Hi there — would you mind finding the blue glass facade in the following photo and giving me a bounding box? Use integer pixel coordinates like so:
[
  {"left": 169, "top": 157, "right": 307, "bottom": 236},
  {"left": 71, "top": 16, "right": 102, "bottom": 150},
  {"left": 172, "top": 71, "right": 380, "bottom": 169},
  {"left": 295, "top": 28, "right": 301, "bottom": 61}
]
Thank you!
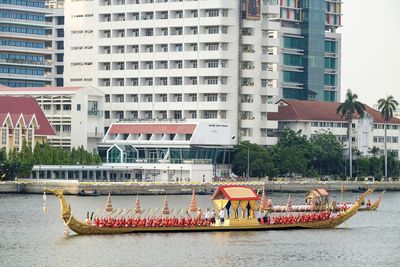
[
  {"left": 281, "top": 0, "right": 340, "bottom": 102},
  {"left": 0, "top": 0, "right": 51, "bottom": 87},
  {"left": 300, "top": 0, "right": 326, "bottom": 101}
]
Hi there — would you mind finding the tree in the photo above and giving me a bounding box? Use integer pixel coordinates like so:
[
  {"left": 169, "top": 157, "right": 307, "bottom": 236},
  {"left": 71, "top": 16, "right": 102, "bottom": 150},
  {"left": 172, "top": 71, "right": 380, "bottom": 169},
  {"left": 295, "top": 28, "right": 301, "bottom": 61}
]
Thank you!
[
  {"left": 272, "top": 129, "right": 313, "bottom": 176},
  {"left": 310, "top": 131, "right": 344, "bottom": 175},
  {"left": 0, "top": 148, "right": 19, "bottom": 181},
  {"left": 232, "top": 141, "right": 277, "bottom": 178},
  {"left": 336, "top": 89, "right": 365, "bottom": 179},
  {"left": 377, "top": 95, "right": 399, "bottom": 178},
  {"left": 369, "top": 146, "right": 380, "bottom": 157}
]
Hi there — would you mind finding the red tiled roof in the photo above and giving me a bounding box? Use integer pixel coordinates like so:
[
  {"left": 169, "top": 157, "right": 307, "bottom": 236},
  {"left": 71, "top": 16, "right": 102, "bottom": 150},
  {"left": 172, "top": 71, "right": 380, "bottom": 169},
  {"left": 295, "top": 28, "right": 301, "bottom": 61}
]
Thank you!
[
  {"left": 0, "top": 113, "right": 9, "bottom": 125},
  {"left": 0, "top": 86, "right": 84, "bottom": 92},
  {"left": 0, "top": 96, "right": 55, "bottom": 136},
  {"left": 108, "top": 123, "right": 197, "bottom": 135},
  {"left": 211, "top": 186, "right": 260, "bottom": 201},
  {"left": 268, "top": 99, "right": 400, "bottom": 124}
]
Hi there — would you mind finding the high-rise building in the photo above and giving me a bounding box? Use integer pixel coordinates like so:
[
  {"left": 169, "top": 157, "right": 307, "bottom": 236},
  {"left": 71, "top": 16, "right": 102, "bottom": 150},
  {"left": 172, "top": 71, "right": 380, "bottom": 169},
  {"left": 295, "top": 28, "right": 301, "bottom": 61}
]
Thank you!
[
  {"left": 63, "top": 0, "right": 341, "bottom": 145},
  {"left": 280, "top": 0, "right": 341, "bottom": 101},
  {"left": 0, "top": 0, "right": 53, "bottom": 87},
  {"left": 45, "top": 4, "right": 64, "bottom": 86}
]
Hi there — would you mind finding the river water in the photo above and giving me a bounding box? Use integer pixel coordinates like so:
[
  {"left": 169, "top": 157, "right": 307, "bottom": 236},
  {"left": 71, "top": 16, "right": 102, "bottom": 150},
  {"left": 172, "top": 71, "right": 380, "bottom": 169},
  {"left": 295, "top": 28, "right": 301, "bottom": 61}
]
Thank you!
[{"left": 1, "top": 191, "right": 399, "bottom": 267}]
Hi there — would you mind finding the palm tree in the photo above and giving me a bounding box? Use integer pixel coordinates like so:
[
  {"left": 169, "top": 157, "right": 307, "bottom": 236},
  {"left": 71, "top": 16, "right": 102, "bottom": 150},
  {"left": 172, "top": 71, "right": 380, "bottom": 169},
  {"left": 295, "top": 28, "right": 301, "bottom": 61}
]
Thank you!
[
  {"left": 336, "top": 89, "right": 365, "bottom": 180},
  {"left": 369, "top": 146, "right": 380, "bottom": 157},
  {"left": 377, "top": 95, "right": 399, "bottom": 178}
]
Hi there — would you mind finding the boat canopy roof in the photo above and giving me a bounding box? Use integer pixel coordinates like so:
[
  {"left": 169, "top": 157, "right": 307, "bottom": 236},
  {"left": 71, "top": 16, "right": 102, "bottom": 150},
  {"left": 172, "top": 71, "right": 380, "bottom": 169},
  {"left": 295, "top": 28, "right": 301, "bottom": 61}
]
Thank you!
[
  {"left": 211, "top": 186, "right": 260, "bottom": 201},
  {"left": 306, "top": 189, "right": 330, "bottom": 199}
]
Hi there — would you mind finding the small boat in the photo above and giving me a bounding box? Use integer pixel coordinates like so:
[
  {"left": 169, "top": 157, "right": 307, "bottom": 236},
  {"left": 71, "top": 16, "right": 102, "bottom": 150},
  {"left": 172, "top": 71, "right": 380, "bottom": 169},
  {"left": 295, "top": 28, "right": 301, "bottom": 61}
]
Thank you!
[
  {"left": 352, "top": 187, "right": 368, "bottom": 193},
  {"left": 77, "top": 189, "right": 100, "bottom": 197},
  {"left": 268, "top": 190, "right": 385, "bottom": 213},
  {"left": 45, "top": 186, "right": 371, "bottom": 235},
  {"left": 359, "top": 191, "right": 385, "bottom": 211}
]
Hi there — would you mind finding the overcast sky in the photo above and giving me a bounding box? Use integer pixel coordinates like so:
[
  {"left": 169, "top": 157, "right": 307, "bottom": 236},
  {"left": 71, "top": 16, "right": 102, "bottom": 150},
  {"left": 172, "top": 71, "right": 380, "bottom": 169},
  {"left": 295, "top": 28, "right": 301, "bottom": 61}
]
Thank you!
[{"left": 339, "top": 0, "right": 400, "bottom": 106}]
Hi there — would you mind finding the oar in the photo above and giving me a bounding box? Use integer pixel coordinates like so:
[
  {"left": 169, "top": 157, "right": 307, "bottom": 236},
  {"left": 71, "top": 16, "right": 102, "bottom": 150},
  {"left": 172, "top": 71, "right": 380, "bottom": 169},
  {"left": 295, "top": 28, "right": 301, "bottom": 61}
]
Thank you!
[
  {"left": 138, "top": 209, "right": 146, "bottom": 219},
  {"left": 173, "top": 208, "right": 182, "bottom": 218},
  {"left": 124, "top": 209, "right": 132, "bottom": 218},
  {"left": 93, "top": 208, "right": 100, "bottom": 219},
  {"left": 153, "top": 207, "right": 160, "bottom": 218},
  {"left": 144, "top": 208, "right": 152, "bottom": 218},
  {"left": 168, "top": 208, "right": 175, "bottom": 217},
  {"left": 105, "top": 209, "right": 117, "bottom": 218}
]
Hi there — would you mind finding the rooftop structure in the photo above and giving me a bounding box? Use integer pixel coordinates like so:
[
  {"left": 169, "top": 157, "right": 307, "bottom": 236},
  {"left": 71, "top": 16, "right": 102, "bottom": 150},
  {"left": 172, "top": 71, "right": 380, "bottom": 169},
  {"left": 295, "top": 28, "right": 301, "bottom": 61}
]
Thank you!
[
  {"left": 0, "top": 95, "right": 55, "bottom": 153},
  {"left": 0, "top": 85, "right": 104, "bottom": 152},
  {"left": 98, "top": 121, "right": 234, "bottom": 182},
  {"left": 269, "top": 99, "right": 400, "bottom": 158}
]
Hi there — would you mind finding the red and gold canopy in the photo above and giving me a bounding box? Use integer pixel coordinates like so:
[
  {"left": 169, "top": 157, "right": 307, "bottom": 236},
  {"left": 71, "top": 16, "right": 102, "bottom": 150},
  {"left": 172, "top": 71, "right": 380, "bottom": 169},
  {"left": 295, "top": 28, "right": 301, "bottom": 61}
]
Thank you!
[{"left": 211, "top": 186, "right": 260, "bottom": 201}]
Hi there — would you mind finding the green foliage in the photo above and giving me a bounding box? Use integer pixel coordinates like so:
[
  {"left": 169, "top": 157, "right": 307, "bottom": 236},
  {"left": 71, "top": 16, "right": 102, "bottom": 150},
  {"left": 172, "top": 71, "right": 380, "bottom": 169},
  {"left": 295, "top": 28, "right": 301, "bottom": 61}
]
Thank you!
[
  {"left": 378, "top": 95, "right": 399, "bottom": 122},
  {"left": 272, "top": 129, "right": 313, "bottom": 176},
  {"left": 231, "top": 128, "right": 400, "bottom": 179},
  {"left": 232, "top": 141, "right": 277, "bottom": 178},
  {"left": 336, "top": 89, "right": 366, "bottom": 120},
  {"left": 309, "top": 131, "right": 343, "bottom": 175},
  {"left": 32, "top": 142, "right": 100, "bottom": 165},
  {"left": 0, "top": 142, "right": 102, "bottom": 180}
]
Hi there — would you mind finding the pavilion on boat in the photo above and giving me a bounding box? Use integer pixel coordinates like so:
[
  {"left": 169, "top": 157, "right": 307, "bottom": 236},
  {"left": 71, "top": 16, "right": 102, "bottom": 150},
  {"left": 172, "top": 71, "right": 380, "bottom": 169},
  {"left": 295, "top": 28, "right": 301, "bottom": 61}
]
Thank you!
[
  {"left": 211, "top": 186, "right": 260, "bottom": 225},
  {"left": 306, "top": 189, "right": 330, "bottom": 205}
]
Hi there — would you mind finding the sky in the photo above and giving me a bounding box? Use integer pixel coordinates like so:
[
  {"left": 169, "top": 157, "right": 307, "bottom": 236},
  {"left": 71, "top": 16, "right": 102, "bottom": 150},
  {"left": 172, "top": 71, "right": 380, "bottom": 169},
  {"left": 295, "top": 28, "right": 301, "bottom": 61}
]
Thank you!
[{"left": 339, "top": 0, "right": 400, "bottom": 106}]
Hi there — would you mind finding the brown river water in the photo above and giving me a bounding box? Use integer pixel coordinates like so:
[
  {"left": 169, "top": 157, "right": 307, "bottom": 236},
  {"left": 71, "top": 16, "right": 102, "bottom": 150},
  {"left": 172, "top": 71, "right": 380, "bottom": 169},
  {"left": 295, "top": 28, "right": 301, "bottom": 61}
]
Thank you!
[{"left": 0, "top": 191, "right": 399, "bottom": 267}]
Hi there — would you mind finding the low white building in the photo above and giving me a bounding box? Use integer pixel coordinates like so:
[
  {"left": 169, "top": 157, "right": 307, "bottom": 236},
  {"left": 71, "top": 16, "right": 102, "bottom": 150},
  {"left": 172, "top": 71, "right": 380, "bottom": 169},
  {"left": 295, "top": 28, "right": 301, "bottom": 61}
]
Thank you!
[
  {"left": 0, "top": 86, "right": 104, "bottom": 152},
  {"left": 98, "top": 120, "right": 234, "bottom": 182},
  {"left": 269, "top": 99, "right": 400, "bottom": 158}
]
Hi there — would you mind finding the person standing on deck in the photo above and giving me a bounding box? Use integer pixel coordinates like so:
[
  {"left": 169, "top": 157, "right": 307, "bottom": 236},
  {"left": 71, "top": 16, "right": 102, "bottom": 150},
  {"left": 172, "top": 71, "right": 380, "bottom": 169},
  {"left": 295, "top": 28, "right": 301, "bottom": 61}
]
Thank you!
[
  {"left": 210, "top": 209, "right": 216, "bottom": 226},
  {"left": 205, "top": 208, "right": 211, "bottom": 222},
  {"left": 219, "top": 209, "right": 225, "bottom": 225}
]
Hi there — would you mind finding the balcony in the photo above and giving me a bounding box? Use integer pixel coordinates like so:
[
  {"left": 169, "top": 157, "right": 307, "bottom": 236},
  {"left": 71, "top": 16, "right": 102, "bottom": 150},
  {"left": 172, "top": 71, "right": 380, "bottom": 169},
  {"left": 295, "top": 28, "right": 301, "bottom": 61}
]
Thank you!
[{"left": 88, "top": 110, "right": 104, "bottom": 116}]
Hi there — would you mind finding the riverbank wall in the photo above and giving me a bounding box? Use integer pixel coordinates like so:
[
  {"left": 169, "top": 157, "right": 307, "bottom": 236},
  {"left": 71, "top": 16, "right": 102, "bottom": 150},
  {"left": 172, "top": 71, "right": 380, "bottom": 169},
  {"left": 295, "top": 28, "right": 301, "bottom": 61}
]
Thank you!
[{"left": 2, "top": 179, "right": 400, "bottom": 195}]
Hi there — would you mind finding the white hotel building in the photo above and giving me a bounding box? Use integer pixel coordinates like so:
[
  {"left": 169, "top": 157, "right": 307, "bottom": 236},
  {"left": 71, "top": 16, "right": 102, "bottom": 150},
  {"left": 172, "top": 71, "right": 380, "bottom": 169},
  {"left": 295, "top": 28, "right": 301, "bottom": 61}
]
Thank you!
[
  {"left": 63, "top": 0, "right": 281, "bottom": 146},
  {"left": 63, "top": 0, "right": 341, "bottom": 146}
]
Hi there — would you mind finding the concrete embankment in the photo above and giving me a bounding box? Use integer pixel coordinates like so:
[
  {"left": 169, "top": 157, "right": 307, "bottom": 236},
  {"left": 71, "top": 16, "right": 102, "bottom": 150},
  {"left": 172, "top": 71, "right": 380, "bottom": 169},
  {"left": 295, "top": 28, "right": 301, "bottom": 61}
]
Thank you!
[{"left": 1, "top": 179, "right": 400, "bottom": 195}]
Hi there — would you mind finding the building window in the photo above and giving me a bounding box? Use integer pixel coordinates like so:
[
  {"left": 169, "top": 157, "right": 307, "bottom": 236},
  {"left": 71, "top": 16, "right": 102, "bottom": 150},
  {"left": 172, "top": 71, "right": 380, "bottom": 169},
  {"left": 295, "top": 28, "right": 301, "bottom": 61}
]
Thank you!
[
  {"left": 1, "top": 128, "right": 6, "bottom": 145},
  {"left": 77, "top": 104, "right": 81, "bottom": 111},
  {"left": 220, "top": 110, "right": 227, "bottom": 119},
  {"left": 205, "top": 77, "right": 218, "bottom": 85},
  {"left": 173, "top": 111, "right": 182, "bottom": 119},
  {"left": 207, "top": 60, "right": 219, "bottom": 68},
  {"left": 220, "top": 94, "right": 227, "bottom": 102},
  {"left": 189, "top": 111, "right": 197, "bottom": 119},
  {"left": 26, "top": 129, "right": 32, "bottom": 143},
  {"left": 206, "top": 94, "right": 218, "bottom": 102},
  {"left": 63, "top": 104, "right": 71, "bottom": 110},
  {"left": 63, "top": 125, "right": 71, "bottom": 132},
  {"left": 207, "top": 26, "right": 219, "bottom": 34},
  {"left": 14, "top": 128, "right": 20, "bottom": 147},
  {"left": 189, "top": 94, "right": 197, "bottom": 102},
  {"left": 207, "top": 9, "right": 219, "bottom": 17},
  {"left": 203, "top": 111, "right": 218, "bottom": 119},
  {"left": 206, "top": 43, "right": 219, "bottom": 51}
]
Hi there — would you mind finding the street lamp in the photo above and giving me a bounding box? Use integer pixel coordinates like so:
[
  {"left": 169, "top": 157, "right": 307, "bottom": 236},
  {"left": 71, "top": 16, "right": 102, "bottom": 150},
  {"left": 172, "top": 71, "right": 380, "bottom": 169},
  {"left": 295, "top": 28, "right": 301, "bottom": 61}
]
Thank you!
[
  {"left": 153, "top": 166, "right": 156, "bottom": 182},
  {"left": 180, "top": 166, "right": 183, "bottom": 181}
]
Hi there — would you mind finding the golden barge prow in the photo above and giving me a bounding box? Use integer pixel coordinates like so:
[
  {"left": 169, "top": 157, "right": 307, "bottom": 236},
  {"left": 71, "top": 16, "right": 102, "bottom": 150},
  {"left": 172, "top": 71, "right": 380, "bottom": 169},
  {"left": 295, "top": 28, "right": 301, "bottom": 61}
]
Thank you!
[{"left": 45, "top": 186, "right": 371, "bottom": 235}]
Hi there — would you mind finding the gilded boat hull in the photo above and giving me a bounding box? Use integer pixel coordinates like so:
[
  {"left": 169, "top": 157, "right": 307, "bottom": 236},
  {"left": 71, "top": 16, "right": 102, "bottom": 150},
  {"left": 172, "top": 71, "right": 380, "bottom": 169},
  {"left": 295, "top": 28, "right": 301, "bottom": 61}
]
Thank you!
[
  {"left": 359, "top": 190, "right": 385, "bottom": 211},
  {"left": 46, "top": 189, "right": 371, "bottom": 235}
]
